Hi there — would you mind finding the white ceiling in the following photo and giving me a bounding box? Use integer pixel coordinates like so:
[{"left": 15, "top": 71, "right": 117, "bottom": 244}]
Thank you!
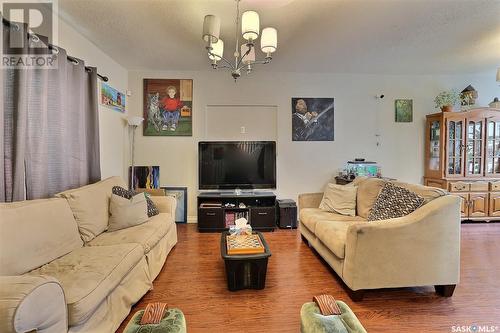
[{"left": 58, "top": 0, "right": 500, "bottom": 74}]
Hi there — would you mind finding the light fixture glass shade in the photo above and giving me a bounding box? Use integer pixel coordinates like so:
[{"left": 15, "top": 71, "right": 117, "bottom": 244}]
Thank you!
[
  {"left": 128, "top": 116, "right": 144, "bottom": 126},
  {"left": 261, "top": 27, "right": 277, "bottom": 53},
  {"left": 240, "top": 44, "right": 255, "bottom": 64},
  {"left": 208, "top": 39, "right": 224, "bottom": 60},
  {"left": 241, "top": 11, "right": 260, "bottom": 41},
  {"left": 202, "top": 15, "right": 220, "bottom": 43},
  {"left": 497, "top": 68, "right": 500, "bottom": 82}
]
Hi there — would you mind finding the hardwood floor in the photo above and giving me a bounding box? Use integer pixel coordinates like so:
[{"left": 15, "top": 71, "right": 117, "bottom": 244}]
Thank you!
[{"left": 117, "top": 223, "right": 500, "bottom": 333}]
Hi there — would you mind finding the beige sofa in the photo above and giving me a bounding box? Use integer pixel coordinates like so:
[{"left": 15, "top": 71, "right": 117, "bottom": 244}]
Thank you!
[
  {"left": 299, "top": 177, "right": 461, "bottom": 301},
  {"left": 0, "top": 176, "right": 177, "bottom": 333}
]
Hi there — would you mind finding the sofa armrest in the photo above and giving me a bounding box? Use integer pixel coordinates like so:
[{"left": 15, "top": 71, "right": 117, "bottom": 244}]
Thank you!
[
  {"left": 150, "top": 196, "right": 177, "bottom": 219},
  {"left": 343, "top": 195, "right": 461, "bottom": 291},
  {"left": 0, "top": 275, "right": 67, "bottom": 333},
  {"left": 298, "top": 193, "right": 323, "bottom": 211}
]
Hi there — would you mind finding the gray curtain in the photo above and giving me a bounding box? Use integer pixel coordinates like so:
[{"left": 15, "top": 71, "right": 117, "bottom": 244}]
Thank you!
[{"left": 1, "top": 23, "right": 101, "bottom": 202}]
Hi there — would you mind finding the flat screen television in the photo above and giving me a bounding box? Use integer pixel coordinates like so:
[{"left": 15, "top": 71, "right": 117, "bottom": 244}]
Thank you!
[{"left": 199, "top": 141, "right": 276, "bottom": 190}]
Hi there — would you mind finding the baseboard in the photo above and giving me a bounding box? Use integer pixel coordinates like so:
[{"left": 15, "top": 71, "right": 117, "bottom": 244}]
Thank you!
[{"left": 187, "top": 216, "right": 197, "bottom": 224}]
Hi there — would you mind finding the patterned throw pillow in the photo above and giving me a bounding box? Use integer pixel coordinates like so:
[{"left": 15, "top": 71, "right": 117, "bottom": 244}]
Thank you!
[
  {"left": 112, "top": 186, "right": 159, "bottom": 218},
  {"left": 367, "top": 183, "right": 425, "bottom": 222}
]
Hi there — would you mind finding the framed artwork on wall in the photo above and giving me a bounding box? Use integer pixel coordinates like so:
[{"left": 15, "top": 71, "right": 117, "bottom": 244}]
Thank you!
[
  {"left": 291, "top": 97, "right": 335, "bottom": 141},
  {"left": 162, "top": 187, "right": 188, "bottom": 223},
  {"left": 395, "top": 99, "right": 413, "bottom": 123},
  {"left": 100, "top": 82, "right": 126, "bottom": 113},
  {"left": 143, "top": 79, "right": 193, "bottom": 136},
  {"left": 128, "top": 166, "right": 160, "bottom": 190}
]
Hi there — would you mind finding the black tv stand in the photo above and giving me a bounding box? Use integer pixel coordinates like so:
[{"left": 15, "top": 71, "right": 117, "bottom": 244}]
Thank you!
[{"left": 197, "top": 192, "right": 276, "bottom": 232}]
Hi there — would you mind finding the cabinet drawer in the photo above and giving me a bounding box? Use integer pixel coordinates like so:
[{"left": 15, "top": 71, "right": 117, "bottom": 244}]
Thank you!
[
  {"left": 198, "top": 208, "right": 223, "bottom": 229},
  {"left": 425, "top": 179, "right": 446, "bottom": 189},
  {"left": 449, "top": 181, "right": 470, "bottom": 192},
  {"left": 469, "top": 181, "right": 489, "bottom": 192},
  {"left": 250, "top": 207, "right": 276, "bottom": 229},
  {"left": 490, "top": 181, "right": 500, "bottom": 191}
]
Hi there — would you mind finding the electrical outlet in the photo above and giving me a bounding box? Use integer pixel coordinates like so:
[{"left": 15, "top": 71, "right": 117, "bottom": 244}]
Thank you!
[{"left": 240, "top": 126, "right": 246, "bottom": 134}]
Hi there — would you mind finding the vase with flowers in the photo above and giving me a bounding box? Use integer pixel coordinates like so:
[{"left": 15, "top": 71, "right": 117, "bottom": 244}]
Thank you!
[{"left": 434, "top": 90, "right": 460, "bottom": 112}]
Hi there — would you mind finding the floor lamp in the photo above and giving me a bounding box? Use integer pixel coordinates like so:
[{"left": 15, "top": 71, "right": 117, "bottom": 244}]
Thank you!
[{"left": 128, "top": 116, "right": 144, "bottom": 190}]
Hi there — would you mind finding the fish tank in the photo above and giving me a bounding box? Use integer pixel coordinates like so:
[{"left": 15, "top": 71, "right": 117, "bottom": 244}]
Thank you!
[{"left": 345, "top": 159, "right": 380, "bottom": 177}]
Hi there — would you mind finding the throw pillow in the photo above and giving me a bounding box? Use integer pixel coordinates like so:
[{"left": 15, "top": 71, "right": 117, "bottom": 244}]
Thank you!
[
  {"left": 319, "top": 183, "right": 357, "bottom": 216},
  {"left": 355, "top": 177, "right": 387, "bottom": 218},
  {"left": 367, "top": 183, "right": 425, "bottom": 221},
  {"left": 108, "top": 193, "right": 149, "bottom": 231},
  {"left": 112, "top": 186, "right": 159, "bottom": 217}
]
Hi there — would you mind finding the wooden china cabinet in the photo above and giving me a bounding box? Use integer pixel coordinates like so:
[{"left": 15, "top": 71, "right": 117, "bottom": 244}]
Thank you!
[{"left": 424, "top": 107, "right": 500, "bottom": 222}]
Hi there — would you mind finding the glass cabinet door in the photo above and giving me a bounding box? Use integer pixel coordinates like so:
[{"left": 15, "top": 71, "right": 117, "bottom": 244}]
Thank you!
[
  {"left": 446, "top": 119, "right": 464, "bottom": 176},
  {"left": 465, "top": 119, "right": 484, "bottom": 176},
  {"left": 428, "top": 120, "right": 440, "bottom": 171},
  {"left": 486, "top": 120, "right": 500, "bottom": 175}
]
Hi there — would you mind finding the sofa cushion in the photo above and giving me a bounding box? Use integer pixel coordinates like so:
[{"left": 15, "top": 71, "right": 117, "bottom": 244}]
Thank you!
[
  {"left": 356, "top": 178, "right": 387, "bottom": 218},
  {"left": 368, "top": 183, "right": 425, "bottom": 221},
  {"left": 319, "top": 183, "right": 357, "bottom": 216},
  {"left": 88, "top": 213, "right": 173, "bottom": 254},
  {"left": 315, "top": 220, "right": 352, "bottom": 259},
  {"left": 26, "top": 243, "right": 144, "bottom": 326},
  {"left": 56, "top": 176, "right": 126, "bottom": 243},
  {"left": 300, "top": 208, "right": 365, "bottom": 234},
  {"left": 0, "top": 198, "right": 83, "bottom": 275}
]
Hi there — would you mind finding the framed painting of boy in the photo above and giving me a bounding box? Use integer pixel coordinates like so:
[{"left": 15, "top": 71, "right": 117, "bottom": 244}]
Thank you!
[{"left": 143, "top": 79, "right": 193, "bottom": 136}]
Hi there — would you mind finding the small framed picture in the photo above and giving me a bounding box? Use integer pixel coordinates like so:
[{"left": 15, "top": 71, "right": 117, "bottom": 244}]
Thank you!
[
  {"left": 129, "top": 166, "right": 160, "bottom": 190},
  {"left": 162, "top": 187, "right": 187, "bottom": 223},
  {"left": 100, "top": 82, "right": 126, "bottom": 113},
  {"left": 395, "top": 99, "right": 413, "bottom": 123}
]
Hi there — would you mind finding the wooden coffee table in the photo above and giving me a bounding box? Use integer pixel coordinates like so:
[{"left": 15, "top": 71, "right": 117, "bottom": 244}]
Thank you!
[{"left": 220, "top": 231, "right": 272, "bottom": 291}]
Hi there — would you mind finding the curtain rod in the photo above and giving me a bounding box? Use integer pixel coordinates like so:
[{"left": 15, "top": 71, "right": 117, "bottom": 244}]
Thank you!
[{"left": 2, "top": 17, "right": 109, "bottom": 82}]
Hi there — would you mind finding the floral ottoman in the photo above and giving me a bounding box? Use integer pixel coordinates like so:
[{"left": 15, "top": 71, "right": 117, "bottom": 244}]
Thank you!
[
  {"left": 300, "top": 301, "right": 367, "bottom": 333},
  {"left": 123, "top": 308, "right": 186, "bottom": 333}
]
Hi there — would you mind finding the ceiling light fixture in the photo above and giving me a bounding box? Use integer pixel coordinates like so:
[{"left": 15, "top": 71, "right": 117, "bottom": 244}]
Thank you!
[{"left": 202, "top": 0, "right": 278, "bottom": 81}]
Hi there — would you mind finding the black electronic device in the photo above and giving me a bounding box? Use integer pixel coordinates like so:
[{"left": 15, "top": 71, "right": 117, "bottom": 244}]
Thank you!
[
  {"left": 276, "top": 199, "right": 297, "bottom": 229},
  {"left": 198, "top": 141, "right": 276, "bottom": 190}
]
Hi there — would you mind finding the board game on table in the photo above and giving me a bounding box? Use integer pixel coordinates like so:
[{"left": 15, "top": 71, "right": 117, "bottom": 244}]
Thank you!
[
  {"left": 226, "top": 234, "right": 265, "bottom": 255},
  {"left": 220, "top": 231, "right": 272, "bottom": 291}
]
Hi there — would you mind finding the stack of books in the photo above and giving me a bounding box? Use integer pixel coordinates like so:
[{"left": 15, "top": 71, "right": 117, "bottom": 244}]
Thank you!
[{"left": 225, "top": 212, "right": 235, "bottom": 228}]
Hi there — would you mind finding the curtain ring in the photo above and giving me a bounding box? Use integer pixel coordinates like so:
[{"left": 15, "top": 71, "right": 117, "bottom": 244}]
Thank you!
[
  {"left": 12, "top": 23, "right": 20, "bottom": 31},
  {"left": 51, "top": 46, "right": 59, "bottom": 54},
  {"left": 30, "top": 34, "right": 40, "bottom": 43},
  {"left": 72, "top": 59, "right": 79, "bottom": 65}
]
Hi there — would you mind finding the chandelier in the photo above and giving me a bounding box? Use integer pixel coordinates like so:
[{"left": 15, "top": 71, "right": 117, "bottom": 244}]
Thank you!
[{"left": 202, "top": 0, "right": 278, "bottom": 81}]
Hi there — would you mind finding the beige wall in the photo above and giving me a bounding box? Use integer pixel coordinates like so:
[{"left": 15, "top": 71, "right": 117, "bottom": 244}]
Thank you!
[
  {"left": 205, "top": 105, "right": 277, "bottom": 140},
  {"left": 127, "top": 70, "right": 499, "bottom": 221},
  {"left": 58, "top": 19, "right": 128, "bottom": 180}
]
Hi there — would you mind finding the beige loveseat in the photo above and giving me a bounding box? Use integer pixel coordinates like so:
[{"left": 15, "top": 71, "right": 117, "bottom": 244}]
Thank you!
[
  {"left": 0, "top": 176, "right": 177, "bottom": 332},
  {"left": 299, "top": 177, "right": 461, "bottom": 301}
]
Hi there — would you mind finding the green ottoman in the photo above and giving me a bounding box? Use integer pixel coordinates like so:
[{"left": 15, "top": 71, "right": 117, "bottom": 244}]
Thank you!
[
  {"left": 300, "top": 301, "right": 367, "bottom": 333},
  {"left": 123, "top": 308, "right": 186, "bottom": 333}
]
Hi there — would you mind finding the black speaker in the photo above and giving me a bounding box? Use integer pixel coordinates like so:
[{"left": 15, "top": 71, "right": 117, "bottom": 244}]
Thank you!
[{"left": 276, "top": 199, "right": 297, "bottom": 229}]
